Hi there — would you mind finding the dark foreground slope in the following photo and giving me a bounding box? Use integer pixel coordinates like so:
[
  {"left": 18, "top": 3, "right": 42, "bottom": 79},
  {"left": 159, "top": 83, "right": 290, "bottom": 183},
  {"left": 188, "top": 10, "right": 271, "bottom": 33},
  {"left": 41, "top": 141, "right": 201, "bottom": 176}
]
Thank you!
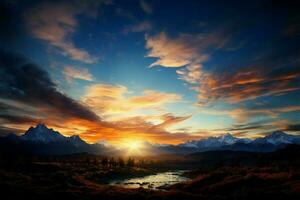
[{"left": 0, "top": 145, "right": 300, "bottom": 200}]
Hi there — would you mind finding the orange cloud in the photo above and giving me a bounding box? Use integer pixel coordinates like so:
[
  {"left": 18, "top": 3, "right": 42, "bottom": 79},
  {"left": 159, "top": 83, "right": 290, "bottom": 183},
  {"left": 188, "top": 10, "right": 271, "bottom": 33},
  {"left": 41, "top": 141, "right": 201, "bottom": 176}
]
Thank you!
[
  {"left": 44, "top": 112, "right": 196, "bottom": 145},
  {"left": 1, "top": 103, "right": 198, "bottom": 145},
  {"left": 196, "top": 65, "right": 300, "bottom": 104},
  {"left": 82, "top": 83, "right": 182, "bottom": 116},
  {"left": 0, "top": 52, "right": 199, "bottom": 145}
]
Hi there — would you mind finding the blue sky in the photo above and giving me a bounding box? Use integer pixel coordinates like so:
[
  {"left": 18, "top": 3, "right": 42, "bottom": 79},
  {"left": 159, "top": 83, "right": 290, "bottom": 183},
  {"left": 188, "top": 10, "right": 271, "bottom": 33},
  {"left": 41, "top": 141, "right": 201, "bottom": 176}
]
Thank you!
[{"left": 0, "top": 0, "right": 299, "bottom": 144}]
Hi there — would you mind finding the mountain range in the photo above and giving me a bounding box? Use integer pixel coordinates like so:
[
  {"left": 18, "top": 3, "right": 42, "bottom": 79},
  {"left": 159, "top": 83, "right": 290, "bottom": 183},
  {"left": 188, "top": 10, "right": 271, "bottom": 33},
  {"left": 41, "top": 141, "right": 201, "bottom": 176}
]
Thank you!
[
  {"left": 1, "top": 123, "right": 300, "bottom": 155},
  {"left": 0, "top": 124, "right": 118, "bottom": 155}
]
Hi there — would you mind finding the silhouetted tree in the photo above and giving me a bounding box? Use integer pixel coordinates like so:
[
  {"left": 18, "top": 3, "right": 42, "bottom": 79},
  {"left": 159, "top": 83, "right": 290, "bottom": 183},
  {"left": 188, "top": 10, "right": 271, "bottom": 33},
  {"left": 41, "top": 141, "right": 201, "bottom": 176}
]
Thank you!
[
  {"left": 118, "top": 157, "right": 125, "bottom": 168},
  {"left": 138, "top": 159, "right": 145, "bottom": 167},
  {"left": 127, "top": 157, "right": 135, "bottom": 167},
  {"left": 101, "top": 157, "right": 108, "bottom": 168},
  {"left": 109, "top": 157, "right": 117, "bottom": 168}
]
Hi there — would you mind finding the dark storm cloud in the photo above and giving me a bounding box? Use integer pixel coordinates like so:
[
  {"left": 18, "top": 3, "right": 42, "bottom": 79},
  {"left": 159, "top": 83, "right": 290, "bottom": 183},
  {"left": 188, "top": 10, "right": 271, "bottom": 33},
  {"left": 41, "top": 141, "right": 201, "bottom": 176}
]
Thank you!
[
  {"left": 0, "top": 51, "right": 100, "bottom": 122},
  {"left": 284, "top": 124, "right": 300, "bottom": 132},
  {"left": 0, "top": 114, "right": 40, "bottom": 124},
  {"left": 225, "top": 120, "right": 274, "bottom": 132},
  {"left": 0, "top": 126, "right": 22, "bottom": 135}
]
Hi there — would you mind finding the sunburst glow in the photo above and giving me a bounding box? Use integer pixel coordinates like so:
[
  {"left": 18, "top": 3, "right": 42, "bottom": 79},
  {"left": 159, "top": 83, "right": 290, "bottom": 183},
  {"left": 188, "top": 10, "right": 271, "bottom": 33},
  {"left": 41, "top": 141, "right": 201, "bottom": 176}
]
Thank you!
[{"left": 121, "top": 139, "right": 144, "bottom": 155}]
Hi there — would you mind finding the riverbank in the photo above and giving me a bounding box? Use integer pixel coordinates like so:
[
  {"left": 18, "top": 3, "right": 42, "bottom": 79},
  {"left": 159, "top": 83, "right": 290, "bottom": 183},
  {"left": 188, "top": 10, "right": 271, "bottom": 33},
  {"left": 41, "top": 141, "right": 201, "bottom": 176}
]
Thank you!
[
  {"left": 109, "top": 170, "right": 190, "bottom": 189},
  {"left": 1, "top": 165, "right": 300, "bottom": 200}
]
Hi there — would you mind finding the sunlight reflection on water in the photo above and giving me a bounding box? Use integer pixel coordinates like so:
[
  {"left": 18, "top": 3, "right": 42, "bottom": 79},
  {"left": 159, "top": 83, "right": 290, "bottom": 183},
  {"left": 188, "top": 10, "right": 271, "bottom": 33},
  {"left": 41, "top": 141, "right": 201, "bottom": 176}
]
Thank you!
[{"left": 110, "top": 170, "right": 189, "bottom": 190}]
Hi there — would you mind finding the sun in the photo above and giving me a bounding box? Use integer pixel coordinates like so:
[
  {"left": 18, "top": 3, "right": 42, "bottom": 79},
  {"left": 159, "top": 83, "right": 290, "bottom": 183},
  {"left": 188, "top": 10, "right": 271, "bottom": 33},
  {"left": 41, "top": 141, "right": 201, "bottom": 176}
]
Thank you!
[
  {"left": 128, "top": 141, "right": 141, "bottom": 151},
  {"left": 121, "top": 139, "right": 144, "bottom": 155}
]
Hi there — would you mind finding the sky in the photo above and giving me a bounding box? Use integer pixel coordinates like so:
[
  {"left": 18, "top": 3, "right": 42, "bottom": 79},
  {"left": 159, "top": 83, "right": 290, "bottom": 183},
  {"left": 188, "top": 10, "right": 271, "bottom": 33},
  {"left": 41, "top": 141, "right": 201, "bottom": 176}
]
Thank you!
[{"left": 0, "top": 0, "right": 299, "bottom": 145}]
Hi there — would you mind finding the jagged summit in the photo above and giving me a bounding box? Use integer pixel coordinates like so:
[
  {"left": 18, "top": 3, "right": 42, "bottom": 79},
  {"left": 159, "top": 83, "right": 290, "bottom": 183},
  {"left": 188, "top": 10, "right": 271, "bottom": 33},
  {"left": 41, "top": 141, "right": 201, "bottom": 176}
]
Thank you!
[
  {"left": 181, "top": 131, "right": 300, "bottom": 150},
  {"left": 69, "top": 135, "right": 87, "bottom": 146},
  {"left": 21, "top": 123, "right": 65, "bottom": 143},
  {"left": 20, "top": 123, "right": 88, "bottom": 146},
  {"left": 218, "top": 133, "right": 237, "bottom": 144},
  {"left": 254, "top": 130, "right": 300, "bottom": 145}
]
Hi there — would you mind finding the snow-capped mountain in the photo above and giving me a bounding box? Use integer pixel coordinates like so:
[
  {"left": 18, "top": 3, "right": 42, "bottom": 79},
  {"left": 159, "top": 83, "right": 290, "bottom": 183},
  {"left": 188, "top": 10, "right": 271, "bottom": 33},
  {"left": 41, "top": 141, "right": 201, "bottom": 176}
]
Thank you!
[
  {"left": 68, "top": 135, "right": 87, "bottom": 147},
  {"left": 20, "top": 123, "right": 89, "bottom": 147},
  {"left": 0, "top": 123, "right": 118, "bottom": 155},
  {"left": 21, "top": 124, "right": 65, "bottom": 143},
  {"left": 254, "top": 131, "right": 300, "bottom": 145},
  {"left": 181, "top": 133, "right": 251, "bottom": 149},
  {"left": 179, "top": 131, "right": 300, "bottom": 152}
]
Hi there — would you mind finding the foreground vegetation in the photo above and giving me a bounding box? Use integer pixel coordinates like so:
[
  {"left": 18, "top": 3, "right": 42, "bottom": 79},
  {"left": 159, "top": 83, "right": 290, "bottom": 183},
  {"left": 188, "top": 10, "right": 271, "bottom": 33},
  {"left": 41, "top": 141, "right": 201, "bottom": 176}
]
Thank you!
[{"left": 1, "top": 145, "right": 300, "bottom": 199}]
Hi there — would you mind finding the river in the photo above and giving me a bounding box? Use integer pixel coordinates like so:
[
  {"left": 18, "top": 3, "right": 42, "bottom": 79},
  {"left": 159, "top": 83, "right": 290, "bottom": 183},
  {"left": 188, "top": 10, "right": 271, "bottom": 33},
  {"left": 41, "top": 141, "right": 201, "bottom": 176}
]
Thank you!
[{"left": 109, "top": 170, "right": 189, "bottom": 190}]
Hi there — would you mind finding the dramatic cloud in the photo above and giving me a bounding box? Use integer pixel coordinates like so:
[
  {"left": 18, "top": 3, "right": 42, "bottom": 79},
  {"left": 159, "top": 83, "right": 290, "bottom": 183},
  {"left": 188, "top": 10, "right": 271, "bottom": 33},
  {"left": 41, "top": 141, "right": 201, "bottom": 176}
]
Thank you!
[
  {"left": 284, "top": 123, "right": 300, "bottom": 132},
  {"left": 196, "top": 65, "right": 300, "bottom": 104},
  {"left": 146, "top": 28, "right": 300, "bottom": 107},
  {"left": 26, "top": 1, "right": 98, "bottom": 63},
  {"left": 63, "top": 66, "right": 94, "bottom": 82},
  {"left": 0, "top": 51, "right": 100, "bottom": 122},
  {"left": 145, "top": 31, "right": 228, "bottom": 89},
  {"left": 82, "top": 83, "right": 182, "bottom": 117},
  {"left": 139, "top": 0, "right": 152, "bottom": 14},
  {"left": 0, "top": 52, "right": 198, "bottom": 143},
  {"left": 98, "top": 113, "right": 197, "bottom": 144}
]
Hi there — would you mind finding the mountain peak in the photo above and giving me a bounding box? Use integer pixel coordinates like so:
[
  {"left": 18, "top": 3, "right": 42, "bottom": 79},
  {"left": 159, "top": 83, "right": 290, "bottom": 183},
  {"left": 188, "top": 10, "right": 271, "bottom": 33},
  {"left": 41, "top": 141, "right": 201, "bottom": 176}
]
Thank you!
[
  {"left": 218, "top": 133, "right": 237, "bottom": 144},
  {"left": 220, "top": 133, "right": 234, "bottom": 139},
  {"left": 69, "top": 135, "right": 87, "bottom": 146},
  {"left": 268, "top": 131, "right": 288, "bottom": 137},
  {"left": 21, "top": 123, "right": 65, "bottom": 143},
  {"left": 35, "top": 123, "right": 49, "bottom": 132},
  {"left": 261, "top": 130, "right": 296, "bottom": 145},
  {"left": 36, "top": 123, "right": 47, "bottom": 129}
]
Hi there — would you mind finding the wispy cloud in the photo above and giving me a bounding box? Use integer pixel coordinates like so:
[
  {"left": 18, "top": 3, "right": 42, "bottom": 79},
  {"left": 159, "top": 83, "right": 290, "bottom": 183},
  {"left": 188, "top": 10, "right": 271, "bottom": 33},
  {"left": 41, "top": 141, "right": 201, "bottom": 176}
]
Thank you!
[
  {"left": 200, "top": 105, "right": 300, "bottom": 123},
  {"left": 26, "top": 1, "right": 98, "bottom": 63},
  {"left": 63, "top": 66, "right": 94, "bottom": 82},
  {"left": 145, "top": 31, "right": 226, "bottom": 68},
  {"left": 195, "top": 65, "right": 300, "bottom": 104},
  {"left": 145, "top": 30, "right": 229, "bottom": 90}
]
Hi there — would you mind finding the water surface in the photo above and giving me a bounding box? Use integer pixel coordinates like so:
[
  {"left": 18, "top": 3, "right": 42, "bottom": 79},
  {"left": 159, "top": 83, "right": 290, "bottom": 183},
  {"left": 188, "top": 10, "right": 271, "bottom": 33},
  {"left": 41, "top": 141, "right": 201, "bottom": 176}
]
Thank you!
[{"left": 110, "top": 170, "right": 189, "bottom": 190}]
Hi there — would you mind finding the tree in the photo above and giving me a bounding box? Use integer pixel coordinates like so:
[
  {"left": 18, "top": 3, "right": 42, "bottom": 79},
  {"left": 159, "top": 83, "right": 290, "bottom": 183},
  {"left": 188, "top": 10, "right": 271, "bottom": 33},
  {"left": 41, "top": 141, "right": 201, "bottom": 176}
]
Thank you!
[
  {"left": 109, "top": 157, "right": 117, "bottom": 168},
  {"left": 101, "top": 157, "right": 108, "bottom": 168},
  {"left": 118, "top": 157, "right": 125, "bottom": 168},
  {"left": 127, "top": 157, "right": 135, "bottom": 167}
]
